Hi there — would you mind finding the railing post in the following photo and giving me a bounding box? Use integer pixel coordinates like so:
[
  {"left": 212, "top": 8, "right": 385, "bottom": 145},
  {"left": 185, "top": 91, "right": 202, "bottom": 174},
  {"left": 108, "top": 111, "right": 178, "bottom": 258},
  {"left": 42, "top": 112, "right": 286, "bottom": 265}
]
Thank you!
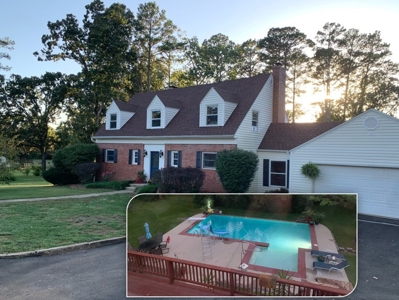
[
  {"left": 166, "top": 260, "right": 175, "bottom": 284},
  {"left": 229, "top": 272, "right": 235, "bottom": 296}
]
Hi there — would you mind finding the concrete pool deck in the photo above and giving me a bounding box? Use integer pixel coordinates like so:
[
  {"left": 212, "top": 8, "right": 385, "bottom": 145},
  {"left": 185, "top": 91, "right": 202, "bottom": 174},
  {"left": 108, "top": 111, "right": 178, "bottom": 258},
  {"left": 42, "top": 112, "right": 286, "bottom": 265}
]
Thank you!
[{"left": 161, "top": 213, "right": 352, "bottom": 290}]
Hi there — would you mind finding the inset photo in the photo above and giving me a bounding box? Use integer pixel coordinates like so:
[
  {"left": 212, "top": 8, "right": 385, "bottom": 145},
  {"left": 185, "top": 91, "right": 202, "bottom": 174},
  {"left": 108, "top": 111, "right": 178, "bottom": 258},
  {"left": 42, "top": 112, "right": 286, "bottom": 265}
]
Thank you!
[{"left": 126, "top": 193, "right": 357, "bottom": 297}]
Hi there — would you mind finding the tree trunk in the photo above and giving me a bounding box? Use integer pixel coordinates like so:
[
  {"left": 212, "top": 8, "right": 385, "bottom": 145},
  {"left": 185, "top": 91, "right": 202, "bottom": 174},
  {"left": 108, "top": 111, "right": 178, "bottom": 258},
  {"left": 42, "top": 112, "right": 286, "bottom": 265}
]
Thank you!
[{"left": 41, "top": 150, "right": 47, "bottom": 174}]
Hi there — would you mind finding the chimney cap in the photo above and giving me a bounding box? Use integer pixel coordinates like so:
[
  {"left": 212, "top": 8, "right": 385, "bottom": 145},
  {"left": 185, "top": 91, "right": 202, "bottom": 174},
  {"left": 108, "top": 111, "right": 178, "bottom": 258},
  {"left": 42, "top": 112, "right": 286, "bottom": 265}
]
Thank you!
[{"left": 275, "top": 62, "right": 283, "bottom": 66}]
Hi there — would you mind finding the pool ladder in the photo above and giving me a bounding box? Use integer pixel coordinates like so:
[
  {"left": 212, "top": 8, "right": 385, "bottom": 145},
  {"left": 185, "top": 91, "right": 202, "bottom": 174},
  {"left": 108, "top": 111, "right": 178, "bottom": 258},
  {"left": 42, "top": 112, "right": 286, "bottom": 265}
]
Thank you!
[{"left": 200, "top": 229, "right": 212, "bottom": 260}]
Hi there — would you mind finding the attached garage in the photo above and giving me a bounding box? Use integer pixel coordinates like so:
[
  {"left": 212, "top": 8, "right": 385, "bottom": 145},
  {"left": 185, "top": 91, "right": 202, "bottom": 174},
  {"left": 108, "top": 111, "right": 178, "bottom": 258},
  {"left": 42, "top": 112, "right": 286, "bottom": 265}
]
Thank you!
[
  {"left": 289, "top": 109, "right": 399, "bottom": 220},
  {"left": 314, "top": 165, "right": 399, "bottom": 218}
]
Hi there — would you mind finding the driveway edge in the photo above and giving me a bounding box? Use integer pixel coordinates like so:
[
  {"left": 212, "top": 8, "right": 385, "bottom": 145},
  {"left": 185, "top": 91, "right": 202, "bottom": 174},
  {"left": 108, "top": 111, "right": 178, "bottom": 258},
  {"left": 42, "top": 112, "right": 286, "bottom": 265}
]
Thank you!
[{"left": 0, "top": 236, "right": 126, "bottom": 259}]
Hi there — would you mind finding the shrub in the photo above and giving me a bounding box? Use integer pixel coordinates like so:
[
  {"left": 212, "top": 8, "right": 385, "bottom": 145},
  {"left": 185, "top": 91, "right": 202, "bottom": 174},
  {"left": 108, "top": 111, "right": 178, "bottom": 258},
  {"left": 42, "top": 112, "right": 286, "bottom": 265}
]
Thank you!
[
  {"left": 211, "top": 194, "right": 251, "bottom": 210},
  {"left": 136, "top": 184, "right": 158, "bottom": 194},
  {"left": 265, "top": 187, "right": 289, "bottom": 193},
  {"left": 42, "top": 167, "right": 79, "bottom": 185},
  {"left": 74, "top": 162, "right": 100, "bottom": 184},
  {"left": 291, "top": 195, "right": 310, "bottom": 214},
  {"left": 152, "top": 167, "right": 205, "bottom": 193},
  {"left": 20, "top": 167, "right": 31, "bottom": 176},
  {"left": 0, "top": 169, "right": 16, "bottom": 184},
  {"left": 31, "top": 166, "right": 41, "bottom": 176},
  {"left": 85, "top": 180, "right": 132, "bottom": 190},
  {"left": 53, "top": 143, "right": 99, "bottom": 173},
  {"left": 215, "top": 149, "right": 259, "bottom": 193},
  {"left": 135, "top": 170, "right": 147, "bottom": 183}
]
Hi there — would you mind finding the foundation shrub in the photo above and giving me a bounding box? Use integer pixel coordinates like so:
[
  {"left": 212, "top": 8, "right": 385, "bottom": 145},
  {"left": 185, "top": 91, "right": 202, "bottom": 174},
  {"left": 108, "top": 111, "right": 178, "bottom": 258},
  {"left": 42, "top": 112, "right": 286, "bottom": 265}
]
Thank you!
[
  {"left": 215, "top": 149, "right": 259, "bottom": 193},
  {"left": 152, "top": 167, "right": 205, "bottom": 193}
]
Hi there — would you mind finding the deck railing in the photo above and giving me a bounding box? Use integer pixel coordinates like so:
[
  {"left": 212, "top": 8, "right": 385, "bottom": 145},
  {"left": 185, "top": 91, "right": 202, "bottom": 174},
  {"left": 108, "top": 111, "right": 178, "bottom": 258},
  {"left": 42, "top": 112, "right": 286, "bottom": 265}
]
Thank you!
[{"left": 127, "top": 250, "right": 349, "bottom": 297}]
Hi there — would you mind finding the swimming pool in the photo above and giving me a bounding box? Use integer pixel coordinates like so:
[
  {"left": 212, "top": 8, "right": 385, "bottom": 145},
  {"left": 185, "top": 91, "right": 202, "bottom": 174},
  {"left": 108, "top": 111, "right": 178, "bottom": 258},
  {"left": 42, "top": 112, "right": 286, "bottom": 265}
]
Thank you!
[{"left": 186, "top": 215, "right": 311, "bottom": 272}]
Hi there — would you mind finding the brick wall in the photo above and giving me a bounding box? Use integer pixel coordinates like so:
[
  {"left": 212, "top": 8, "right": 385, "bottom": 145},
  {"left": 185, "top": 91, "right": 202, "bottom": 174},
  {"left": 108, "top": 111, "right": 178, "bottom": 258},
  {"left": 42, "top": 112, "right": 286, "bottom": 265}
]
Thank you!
[
  {"left": 165, "top": 144, "right": 237, "bottom": 192},
  {"left": 98, "top": 143, "right": 144, "bottom": 181},
  {"left": 98, "top": 143, "right": 237, "bottom": 192}
]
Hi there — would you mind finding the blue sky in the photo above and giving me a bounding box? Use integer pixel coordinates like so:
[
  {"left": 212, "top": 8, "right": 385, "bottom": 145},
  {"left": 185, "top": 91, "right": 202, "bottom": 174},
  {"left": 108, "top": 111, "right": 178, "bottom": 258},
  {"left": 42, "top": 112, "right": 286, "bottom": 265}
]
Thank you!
[{"left": 1, "top": 0, "right": 398, "bottom": 78}]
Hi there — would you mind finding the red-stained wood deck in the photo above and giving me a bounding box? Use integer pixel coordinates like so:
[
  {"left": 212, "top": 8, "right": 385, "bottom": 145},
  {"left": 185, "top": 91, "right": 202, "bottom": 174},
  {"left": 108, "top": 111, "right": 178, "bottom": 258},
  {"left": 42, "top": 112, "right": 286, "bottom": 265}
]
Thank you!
[{"left": 127, "top": 271, "right": 232, "bottom": 297}]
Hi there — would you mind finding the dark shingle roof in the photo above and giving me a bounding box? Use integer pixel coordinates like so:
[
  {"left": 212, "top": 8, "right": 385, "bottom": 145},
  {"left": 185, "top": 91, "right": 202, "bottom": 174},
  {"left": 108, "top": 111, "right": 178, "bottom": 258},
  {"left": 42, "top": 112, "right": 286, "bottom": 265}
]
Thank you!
[
  {"left": 259, "top": 122, "right": 343, "bottom": 150},
  {"left": 94, "top": 74, "right": 270, "bottom": 137},
  {"left": 114, "top": 99, "right": 137, "bottom": 112}
]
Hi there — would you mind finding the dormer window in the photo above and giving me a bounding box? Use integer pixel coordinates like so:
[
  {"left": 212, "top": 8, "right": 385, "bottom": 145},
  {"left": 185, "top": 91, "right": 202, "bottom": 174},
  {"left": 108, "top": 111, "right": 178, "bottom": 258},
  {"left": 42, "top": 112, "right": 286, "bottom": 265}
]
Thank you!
[
  {"left": 206, "top": 105, "right": 218, "bottom": 125},
  {"left": 110, "top": 114, "right": 117, "bottom": 129},
  {"left": 152, "top": 110, "right": 161, "bottom": 127}
]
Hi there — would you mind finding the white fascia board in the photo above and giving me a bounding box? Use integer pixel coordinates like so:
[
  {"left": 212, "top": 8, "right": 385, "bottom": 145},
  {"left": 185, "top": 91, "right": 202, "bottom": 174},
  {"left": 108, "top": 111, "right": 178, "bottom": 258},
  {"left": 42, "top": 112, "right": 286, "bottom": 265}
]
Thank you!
[{"left": 257, "top": 149, "right": 290, "bottom": 153}]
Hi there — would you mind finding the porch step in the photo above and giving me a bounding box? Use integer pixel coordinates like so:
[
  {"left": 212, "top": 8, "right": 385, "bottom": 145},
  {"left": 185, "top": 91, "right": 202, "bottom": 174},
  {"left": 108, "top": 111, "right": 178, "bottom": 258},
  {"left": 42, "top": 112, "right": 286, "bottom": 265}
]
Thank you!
[{"left": 125, "top": 183, "right": 147, "bottom": 192}]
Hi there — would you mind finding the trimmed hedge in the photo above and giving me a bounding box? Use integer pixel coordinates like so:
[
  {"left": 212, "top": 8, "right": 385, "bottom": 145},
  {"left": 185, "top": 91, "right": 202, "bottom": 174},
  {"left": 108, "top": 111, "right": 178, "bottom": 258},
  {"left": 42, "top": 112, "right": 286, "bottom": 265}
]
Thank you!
[
  {"left": 85, "top": 180, "right": 132, "bottom": 190},
  {"left": 74, "top": 162, "right": 100, "bottom": 184},
  {"left": 152, "top": 167, "right": 205, "bottom": 193},
  {"left": 215, "top": 149, "right": 259, "bottom": 193}
]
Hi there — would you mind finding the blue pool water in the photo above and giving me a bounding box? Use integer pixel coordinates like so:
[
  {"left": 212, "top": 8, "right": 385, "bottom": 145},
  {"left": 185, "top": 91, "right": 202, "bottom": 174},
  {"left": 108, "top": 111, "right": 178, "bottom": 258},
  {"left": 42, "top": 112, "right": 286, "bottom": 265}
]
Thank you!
[{"left": 187, "top": 215, "right": 311, "bottom": 272}]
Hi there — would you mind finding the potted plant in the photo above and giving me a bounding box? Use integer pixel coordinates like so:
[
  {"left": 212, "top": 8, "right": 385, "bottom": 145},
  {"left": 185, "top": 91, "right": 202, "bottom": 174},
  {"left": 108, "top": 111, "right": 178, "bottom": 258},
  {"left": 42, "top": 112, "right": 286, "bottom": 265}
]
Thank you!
[
  {"left": 303, "top": 208, "right": 315, "bottom": 225},
  {"left": 135, "top": 170, "right": 147, "bottom": 183},
  {"left": 301, "top": 162, "right": 320, "bottom": 192}
]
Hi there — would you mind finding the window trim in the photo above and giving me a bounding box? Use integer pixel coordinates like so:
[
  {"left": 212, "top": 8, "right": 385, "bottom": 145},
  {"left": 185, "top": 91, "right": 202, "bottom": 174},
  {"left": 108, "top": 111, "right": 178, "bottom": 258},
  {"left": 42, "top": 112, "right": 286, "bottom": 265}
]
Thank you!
[
  {"left": 206, "top": 105, "right": 218, "bottom": 126},
  {"left": 105, "top": 149, "right": 116, "bottom": 163},
  {"left": 151, "top": 110, "right": 161, "bottom": 127},
  {"left": 269, "top": 160, "right": 287, "bottom": 187},
  {"left": 110, "top": 113, "right": 117, "bottom": 129},
  {"left": 202, "top": 152, "right": 217, "bottom": 169},
  {"left": 132, "top": 150, "right": 139, "bottom": 165},
  {"left": 171, "top": 150, "right": 179, "bottom": 167}
]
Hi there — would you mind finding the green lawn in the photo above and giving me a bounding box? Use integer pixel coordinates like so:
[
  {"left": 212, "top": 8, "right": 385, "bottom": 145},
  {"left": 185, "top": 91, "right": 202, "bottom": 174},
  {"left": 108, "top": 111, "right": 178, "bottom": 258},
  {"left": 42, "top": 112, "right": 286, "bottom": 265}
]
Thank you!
[
  {"left": 0, "top": 194, "right": 132, "bottom": 254},
  {"left": 0, "top": 172, "right": 114, "bottom": 200}
]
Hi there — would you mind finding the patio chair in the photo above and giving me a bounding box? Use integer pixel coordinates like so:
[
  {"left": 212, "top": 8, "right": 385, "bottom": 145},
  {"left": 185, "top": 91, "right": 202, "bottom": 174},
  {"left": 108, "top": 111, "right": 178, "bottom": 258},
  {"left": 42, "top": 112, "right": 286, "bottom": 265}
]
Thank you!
[
  {"left": 138, "top": 235, "right": 147, "bottom": 246},
  {"left": 310, "top": 250, "right": 346, "bottom": 260},
  {"left": 156, "top": 233, "right": 170, "bottom": 254},
  {"left": 312, "top": 260, "right": 349, "bottom": 273}
]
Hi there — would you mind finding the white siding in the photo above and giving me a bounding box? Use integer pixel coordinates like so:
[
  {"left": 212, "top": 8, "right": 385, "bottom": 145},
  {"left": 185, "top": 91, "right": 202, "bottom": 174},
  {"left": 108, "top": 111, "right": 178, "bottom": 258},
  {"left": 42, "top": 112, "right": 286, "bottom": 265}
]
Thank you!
[
  {"left": 165, "top": 107, "right": 179, "bottom": 126},
  {"left": 199, "top": 88, "right": 225, "bottom": 126},
  {"left": 235, "top": 76, "right": 274, "bottom": 152},
  {"left": 249, "top": 150, "right": 289, "bottom": 193},
  {"left": 147, "top": 96, "right": 165, "bottom": 129},
  {"left": 120, "top": 111, "right": 134, "bottom": 128},
  {"left": 105, "top": 101, "right": 120, "bottom": 130},
  {"left": 224, "top": 101, "right": 237, "bottom": 124},
  {"left": 290, "top": 110, "right": 399, "bottom": 193}
]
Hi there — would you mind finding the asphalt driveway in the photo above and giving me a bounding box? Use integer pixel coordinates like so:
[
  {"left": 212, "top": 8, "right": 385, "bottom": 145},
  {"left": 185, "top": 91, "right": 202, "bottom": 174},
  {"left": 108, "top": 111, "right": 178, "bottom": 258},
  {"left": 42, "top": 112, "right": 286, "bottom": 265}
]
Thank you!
[{"left": 0, "top": 215, "right": 398, "bottom": 300}]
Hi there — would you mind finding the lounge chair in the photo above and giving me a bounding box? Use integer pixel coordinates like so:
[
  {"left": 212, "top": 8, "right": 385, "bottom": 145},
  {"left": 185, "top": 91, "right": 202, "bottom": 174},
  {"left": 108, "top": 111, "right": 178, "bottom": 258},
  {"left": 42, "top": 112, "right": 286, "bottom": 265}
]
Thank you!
[
  {"left": 312, "top": 260, "right": 349, "bottom": 273},
  {"left": 138, "top": 235, "right": 147, "bottom": 246},
  {"left": 311, "top": 250, "right": 346, "bottom": 260}
]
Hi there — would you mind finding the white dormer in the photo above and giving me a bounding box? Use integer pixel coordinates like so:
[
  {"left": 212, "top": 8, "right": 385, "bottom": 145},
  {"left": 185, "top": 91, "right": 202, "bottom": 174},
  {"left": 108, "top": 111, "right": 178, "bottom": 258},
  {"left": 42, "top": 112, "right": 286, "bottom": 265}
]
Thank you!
[
  {"left": 146, "top": 95, "right": 180, "bottom": 129},
  {"left": 105, "top": 100, "right": 134, "bottom": 130},
  {"left": 199, "top": 87, "right": 237, "bottom": 127}
]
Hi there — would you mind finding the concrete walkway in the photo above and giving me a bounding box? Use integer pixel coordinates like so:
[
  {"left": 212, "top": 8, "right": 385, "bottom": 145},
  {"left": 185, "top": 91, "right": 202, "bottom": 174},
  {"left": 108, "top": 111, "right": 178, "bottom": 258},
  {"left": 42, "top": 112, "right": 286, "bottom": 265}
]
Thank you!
[{"left": 0, "top": 190, "right": 133, "bottom": 203}]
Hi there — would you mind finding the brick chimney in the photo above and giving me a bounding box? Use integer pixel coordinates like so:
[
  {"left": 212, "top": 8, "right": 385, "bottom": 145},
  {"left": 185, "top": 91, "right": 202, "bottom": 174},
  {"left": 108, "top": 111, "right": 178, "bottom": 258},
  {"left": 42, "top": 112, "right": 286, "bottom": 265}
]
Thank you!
[{"left": 272, "top": 62, "right": 286, "bottom": 123}]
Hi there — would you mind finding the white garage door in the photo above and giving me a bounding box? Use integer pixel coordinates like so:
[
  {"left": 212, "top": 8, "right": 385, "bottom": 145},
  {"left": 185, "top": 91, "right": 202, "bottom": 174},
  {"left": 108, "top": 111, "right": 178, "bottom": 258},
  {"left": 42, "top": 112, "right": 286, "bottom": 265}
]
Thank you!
[{"left": 314, "top": 165, "right": 399, "bottom": 219}]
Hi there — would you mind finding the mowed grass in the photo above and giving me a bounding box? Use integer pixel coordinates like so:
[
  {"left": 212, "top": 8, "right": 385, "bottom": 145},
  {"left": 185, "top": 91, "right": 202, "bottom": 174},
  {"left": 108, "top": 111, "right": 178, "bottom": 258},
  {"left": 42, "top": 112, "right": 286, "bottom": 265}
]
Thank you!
[
  {"left": 0, "top": 194, "right": 132, "bottom": 254},
  {"left": 0, "top": 172, "right": 113, "bottom": 200}
]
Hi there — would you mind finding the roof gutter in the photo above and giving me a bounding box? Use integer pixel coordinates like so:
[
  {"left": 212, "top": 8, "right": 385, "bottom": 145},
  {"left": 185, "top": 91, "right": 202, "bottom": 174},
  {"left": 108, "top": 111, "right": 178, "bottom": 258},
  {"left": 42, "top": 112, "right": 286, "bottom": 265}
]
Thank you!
[{"left": 91, "top": 135, "right": 236, "bottom": 142}]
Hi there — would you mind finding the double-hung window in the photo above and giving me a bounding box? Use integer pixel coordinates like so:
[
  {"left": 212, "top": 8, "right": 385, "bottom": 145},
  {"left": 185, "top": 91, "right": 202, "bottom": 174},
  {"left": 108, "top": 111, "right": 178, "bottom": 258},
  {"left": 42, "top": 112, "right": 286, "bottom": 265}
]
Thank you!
[
  {"left": 171, "top": 151, "right": 179, "bottom": 167},
  {"left": 152, "top": 110, "right": 161, "bottom": 127},
  {"left": 132, "top": 150, "right": 139, "bottom": 165},
  {"left": 110, "top": 114, "right": 117, "bottom": 129},
  {"left": 270, "top": 161, "right": 286, "bottom": 186},
  {"left": 206, "top": 105, "right": 218, "bottom": 125},
  {"left": 202, "top": 152, "right": 217, "bottom": 169}
]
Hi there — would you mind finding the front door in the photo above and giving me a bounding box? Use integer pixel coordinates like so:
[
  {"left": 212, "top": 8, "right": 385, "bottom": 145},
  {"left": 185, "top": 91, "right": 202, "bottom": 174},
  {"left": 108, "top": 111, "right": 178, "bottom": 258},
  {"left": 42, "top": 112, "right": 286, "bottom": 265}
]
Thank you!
[{"left": 150, "top": 151, "right": 160, "bottom": 179}]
